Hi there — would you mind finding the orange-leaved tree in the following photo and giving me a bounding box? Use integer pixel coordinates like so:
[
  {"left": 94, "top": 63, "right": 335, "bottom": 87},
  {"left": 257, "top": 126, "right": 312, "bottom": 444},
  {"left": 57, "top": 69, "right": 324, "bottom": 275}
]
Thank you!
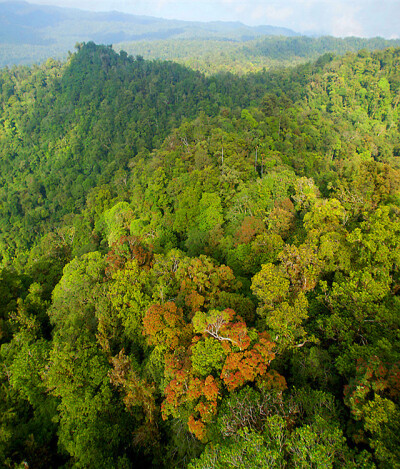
[{"left": 143, "top": 304, "right": 285, "bottom": 441}]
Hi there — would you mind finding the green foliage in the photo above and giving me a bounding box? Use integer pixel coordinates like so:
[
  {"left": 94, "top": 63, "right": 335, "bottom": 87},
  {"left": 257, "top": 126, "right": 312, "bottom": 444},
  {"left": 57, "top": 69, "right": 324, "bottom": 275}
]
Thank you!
[
  {"left": 49, "top": 251, "right": 106, "bottom": 331},
  {"left": 191, "top": 337, "right": 226, "bottom": 377},
  {"left": 109, "top": 259, "right": 150, "bottom": 344},
  {"left": 190, "top": 387, "right": 359, "bottom": 469},
  {"left": 104, "top": 202, "right": 134, "bottom": 246},
  {"left": 46, "top": 331, "right": 134, "bottom": 468},
  {"left": 117, "top": 36, "right": 400, "bottom": 76}
]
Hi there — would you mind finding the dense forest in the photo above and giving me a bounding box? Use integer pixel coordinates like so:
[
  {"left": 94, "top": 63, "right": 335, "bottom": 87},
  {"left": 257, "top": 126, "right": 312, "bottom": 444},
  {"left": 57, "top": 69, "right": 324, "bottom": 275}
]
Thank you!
[
  {"left": 0, "top": 42, "right": 400, "bottom": 468},
  {"left": 117, "top": 36, "right": 400, "bottom": 75}
]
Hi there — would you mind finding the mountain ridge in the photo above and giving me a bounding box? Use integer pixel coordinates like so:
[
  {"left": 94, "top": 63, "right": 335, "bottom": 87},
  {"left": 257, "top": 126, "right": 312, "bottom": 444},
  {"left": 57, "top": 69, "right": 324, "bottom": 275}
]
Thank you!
[{"left": 0, "top": 0, "right": 299, "bottom": 46}]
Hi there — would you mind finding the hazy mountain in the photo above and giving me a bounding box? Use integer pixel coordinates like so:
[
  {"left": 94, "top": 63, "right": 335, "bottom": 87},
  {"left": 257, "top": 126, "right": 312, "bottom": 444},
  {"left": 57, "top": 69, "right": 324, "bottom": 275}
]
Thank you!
[
  {"left": 1, "top": 1, "right": 398, "bottom": 73},
  {"left": 0, "top": 1, "right": 298, "bottom": 46}
]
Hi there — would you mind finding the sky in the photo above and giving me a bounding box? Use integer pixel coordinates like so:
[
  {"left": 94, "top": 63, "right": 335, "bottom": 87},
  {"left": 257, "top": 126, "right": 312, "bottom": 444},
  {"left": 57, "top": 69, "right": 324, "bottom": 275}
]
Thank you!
[{"left": 21, "top": 0, "right": 400, "bottom": 38}]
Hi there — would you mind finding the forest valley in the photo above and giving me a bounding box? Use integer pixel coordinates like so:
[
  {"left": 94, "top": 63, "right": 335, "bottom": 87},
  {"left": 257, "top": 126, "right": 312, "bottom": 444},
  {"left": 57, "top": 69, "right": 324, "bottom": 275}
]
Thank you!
[{"left": 0, "top": 42, "right": 399, "bottom": 468}]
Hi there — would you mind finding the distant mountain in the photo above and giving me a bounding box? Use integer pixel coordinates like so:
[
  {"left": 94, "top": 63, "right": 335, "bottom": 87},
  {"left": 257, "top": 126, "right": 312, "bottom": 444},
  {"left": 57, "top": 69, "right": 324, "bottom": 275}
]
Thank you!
[
  {"left": 0, "top": 1, "right": 299, "bottom": 44},
  {"left": 0, "top": 1, "right": 300, "bottom": 67},
  {"left": 0, "top": 1, "right": 61, "bottom": 44},
  {"left": 1, "top": 1, "right": 399, "bottom": 73}
]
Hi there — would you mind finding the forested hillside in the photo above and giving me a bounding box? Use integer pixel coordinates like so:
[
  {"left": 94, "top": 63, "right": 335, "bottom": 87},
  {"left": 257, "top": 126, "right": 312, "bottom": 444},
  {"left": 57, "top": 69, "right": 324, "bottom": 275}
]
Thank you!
[
  {"left": 117, "top": 36, "right": 400, "bottom": 75},
  {"left": 0, "top": 41, "right": 315, "bottom": 263},
  {"left": 0, "top": 43, "right": 399, "bottom": 468}
]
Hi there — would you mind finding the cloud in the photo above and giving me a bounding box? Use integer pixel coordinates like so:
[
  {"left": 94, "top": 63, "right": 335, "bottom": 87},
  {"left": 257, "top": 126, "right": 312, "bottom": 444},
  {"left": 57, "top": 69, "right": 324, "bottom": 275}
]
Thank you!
[
  {"left": 330, "top": 5, "right": 365, "bottom": 37},
  {"left": 155, "top": 0, "right": 175, "bottom": 8},
  {"left": 258, "top": 5, "right": 294, "bottom": 22},
  {"left": 332, "top": 15, "right": 364, "bottom": 37},
  {"left": 27, "top": 0, "right": 399, "bottom": 37}
]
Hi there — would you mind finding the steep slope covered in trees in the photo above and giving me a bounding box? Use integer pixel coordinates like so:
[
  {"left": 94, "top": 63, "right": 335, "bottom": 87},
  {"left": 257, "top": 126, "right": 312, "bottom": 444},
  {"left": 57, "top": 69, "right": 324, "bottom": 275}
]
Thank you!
[
  {"left": 0, "top": 43, "right": 399, "bottom": 468},
  {"left": 0, "top": 42, "right": 290, "bottom": 262}
]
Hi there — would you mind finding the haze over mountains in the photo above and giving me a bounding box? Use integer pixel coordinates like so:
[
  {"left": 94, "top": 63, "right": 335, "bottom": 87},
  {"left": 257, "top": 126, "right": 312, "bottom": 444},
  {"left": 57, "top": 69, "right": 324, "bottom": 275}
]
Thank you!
[
  {"left": 0, "top": 1, "right": 301, "bottom": 68},
  {"left": 0, "top": 1, "right": 298, "bottom": 54},
  {"left": 1, "top": 0, "right": 400, "bottom": 72}
]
